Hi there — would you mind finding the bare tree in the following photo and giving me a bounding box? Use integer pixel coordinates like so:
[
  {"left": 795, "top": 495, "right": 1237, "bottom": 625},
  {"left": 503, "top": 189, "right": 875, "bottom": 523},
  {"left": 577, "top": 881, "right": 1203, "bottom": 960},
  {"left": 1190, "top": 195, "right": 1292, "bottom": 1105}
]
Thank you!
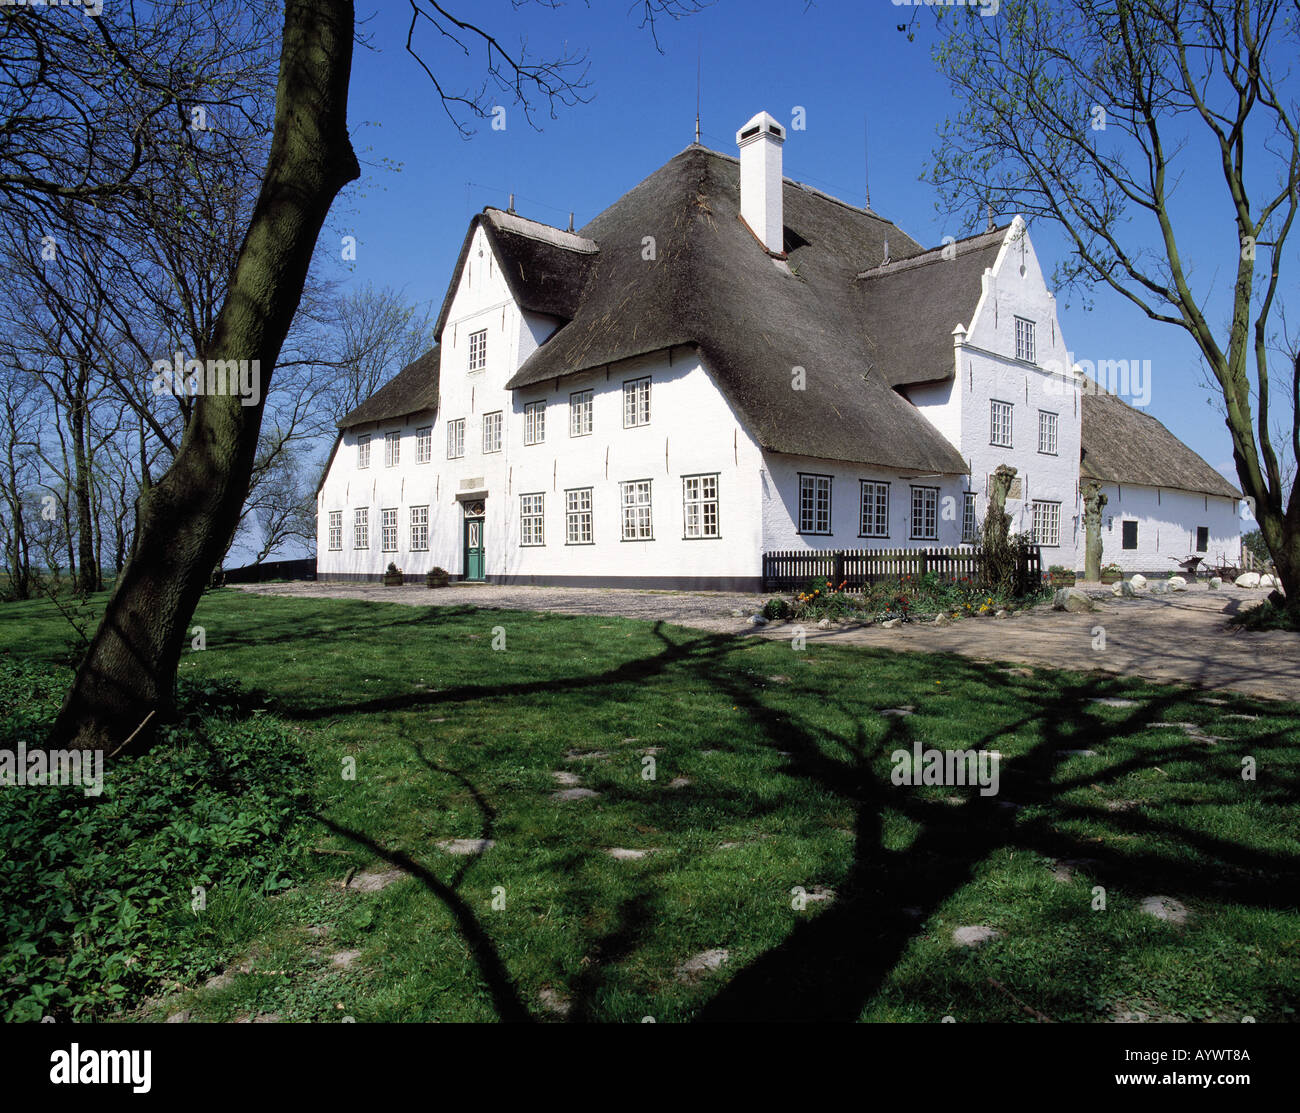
[{"left": 927, "top": 0, "right": 1300, "bottom": 611}]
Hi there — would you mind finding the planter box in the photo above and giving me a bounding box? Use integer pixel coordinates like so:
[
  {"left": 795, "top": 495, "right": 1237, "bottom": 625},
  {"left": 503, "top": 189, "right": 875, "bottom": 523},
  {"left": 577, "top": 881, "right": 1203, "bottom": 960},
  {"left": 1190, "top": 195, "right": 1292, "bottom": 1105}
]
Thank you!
[
  {"left": 426, "top": 570, "right": 449, "bottom": 589},
  {"left": 1049, "top": 572, "right": 1077, "bottom": 588},
  {"left": 382, "top": 573, "right": 404, "bottom": 587},
  {"left": 1100, "top": 570, "right": 1122, "bottom": 585}
]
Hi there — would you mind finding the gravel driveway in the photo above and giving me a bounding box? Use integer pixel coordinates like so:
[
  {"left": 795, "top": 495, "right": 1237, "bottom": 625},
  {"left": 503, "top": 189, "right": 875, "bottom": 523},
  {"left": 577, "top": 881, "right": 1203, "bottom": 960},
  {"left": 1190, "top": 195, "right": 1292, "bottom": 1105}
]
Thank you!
[{"left": 236, "top": 580, "right": 1300, "bottom": 701}]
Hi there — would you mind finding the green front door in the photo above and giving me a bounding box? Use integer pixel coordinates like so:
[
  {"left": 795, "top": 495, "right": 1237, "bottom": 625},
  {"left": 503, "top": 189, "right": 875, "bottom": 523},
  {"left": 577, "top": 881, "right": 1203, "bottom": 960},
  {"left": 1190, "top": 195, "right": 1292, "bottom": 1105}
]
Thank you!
[{"left": 464, "top": 517, "right": 485, "bottom": 581}]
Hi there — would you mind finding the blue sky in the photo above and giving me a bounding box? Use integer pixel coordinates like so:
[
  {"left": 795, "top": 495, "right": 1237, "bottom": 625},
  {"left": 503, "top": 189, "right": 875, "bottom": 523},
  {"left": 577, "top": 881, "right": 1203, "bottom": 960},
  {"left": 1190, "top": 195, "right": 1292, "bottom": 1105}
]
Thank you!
[{"left": 332, "top": 0, "right": 1256, "bottom": 491}]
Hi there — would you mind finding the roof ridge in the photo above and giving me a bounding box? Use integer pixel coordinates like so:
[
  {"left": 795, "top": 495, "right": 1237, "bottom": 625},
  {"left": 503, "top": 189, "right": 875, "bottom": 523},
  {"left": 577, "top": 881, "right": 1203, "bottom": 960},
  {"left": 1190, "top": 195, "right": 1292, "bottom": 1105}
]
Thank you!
[{"left": 856, "top": 227, "right": 1009, "bottom": 280}]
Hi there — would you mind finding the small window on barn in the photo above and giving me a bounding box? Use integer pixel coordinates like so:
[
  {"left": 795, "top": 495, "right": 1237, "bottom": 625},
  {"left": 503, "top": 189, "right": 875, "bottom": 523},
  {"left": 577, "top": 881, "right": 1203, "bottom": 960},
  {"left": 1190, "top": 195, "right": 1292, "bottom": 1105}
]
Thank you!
[
  {"left": 1122, "top": 520, "right": 1139, "bottom": 550},
  {"left": 1196, "top": 526, "right": 1208, "bottom": 553}
]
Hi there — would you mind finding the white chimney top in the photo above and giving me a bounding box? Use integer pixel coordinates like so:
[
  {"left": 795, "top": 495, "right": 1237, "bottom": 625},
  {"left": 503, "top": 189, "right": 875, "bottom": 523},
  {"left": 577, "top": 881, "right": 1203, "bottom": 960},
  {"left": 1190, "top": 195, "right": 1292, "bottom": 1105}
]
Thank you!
[{"left": 736, "top": 111, "right": 785, "bottom": 255}]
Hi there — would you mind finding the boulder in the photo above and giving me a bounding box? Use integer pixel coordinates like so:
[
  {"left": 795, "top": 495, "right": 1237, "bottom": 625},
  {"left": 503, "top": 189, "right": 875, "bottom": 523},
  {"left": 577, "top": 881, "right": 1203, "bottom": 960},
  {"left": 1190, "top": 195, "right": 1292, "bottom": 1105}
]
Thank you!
[
  {"left": 1259, "top": 573, "right": 1280, "bottom": 589},
  {"left": 1052, "top": 587, "right": 1095, "bottom": 612},
  {"left": 1168, "top": 575, "right": 1187, "bottom": 591},
  {"left": 749, "top": 614, "right": 768, "bottom": 626},
  {"left": 1112, "top": 580, "right": 1137, "bottom": 597},
  {"left": 1129, "top": 574, "right": 1147, "bottom": 589},
  {"left": 880, "top": 617, "right": 902, "bottom": 629},
  {"left": 1208, "top": 577, "right": 1222, "bottom": 590},
  {"left": 1235, "top": 572, "right": 1261, "bottom": 589},
  {"left": 1149, "top": 580, "right": 1167, "bottom": 595},
  {"left": 816, "top": 618, "right": 831, "bottom": 629},
  {"left": 932, "top": 612, "right": 951, "bottom": 626}
]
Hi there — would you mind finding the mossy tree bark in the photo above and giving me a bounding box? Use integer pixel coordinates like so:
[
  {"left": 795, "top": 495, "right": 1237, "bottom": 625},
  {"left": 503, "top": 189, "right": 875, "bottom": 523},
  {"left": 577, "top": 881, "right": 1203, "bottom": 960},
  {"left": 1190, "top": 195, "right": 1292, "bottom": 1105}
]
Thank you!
[
  {"left": 1082, "top": 481, "right": 1107, "bottom": 582},
  {"left": 50, "top": 0, "right": 360, "bottom": 751}
]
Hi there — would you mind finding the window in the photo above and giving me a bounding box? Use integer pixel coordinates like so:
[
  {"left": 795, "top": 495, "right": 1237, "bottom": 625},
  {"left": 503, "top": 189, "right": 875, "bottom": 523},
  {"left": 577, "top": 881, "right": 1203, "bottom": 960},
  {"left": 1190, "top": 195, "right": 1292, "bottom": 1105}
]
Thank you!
[
  {"left": 1122, "top": 520, "right": 1139, "bottom": 550},
  {"left": 1031, "top": 500, "right": 1061, "bottom": 547},
  {"left": 962, "top": 492, "right": 978, "bottom": 543},
  {"left": 566, "top": 488, "right": 593, "bottom": 544},
  {"left": 357, "top": 434, "right": 370, "bottom": 469},
  {"left": 1196, "top": 526, "right": 1209, "bottom": 553},
  {"left": 416, "top": 426, "right": 432, "bottom": 464},
  {"left": 327, "top": 511, "right": 342, "bottom": 551},
  {"left": 447, "top": 418, "right": 465, "bottom": 459},
  {"left": 910, "top": 486, "right": 938, "bottom": 540},
  {"left": 410, "top": 505, "right": 429, "bottom": 551},
  {"left": 1015, "top": 317, "right": 1036, "bottom": 363},
  {"left": 482, "top": 411, "right": 502, "bottom": 453},
  {"left": 990, "top": 400, "right": 1013, "bottom": 447},
  {"left": 520, "top": 493, "right": 544, "bottom": 546},
  {"left": 683, "top": 474, "right": 720, "bottom": 539},
  {"left": 570, "top": 389, "right": 593, "bottom": 437},
  {"left": 468, "top": 328, "right": 487, "bottom": 372},
  {"left": 623, "top": 377, "right": 650, "bottom": 427},
  {"left": 354, "top": 507, "right": 369, "bottom": 549},
  {"left": 620, "top": 479, "right": 653, "bottom": 540},
  {"left": 1037, "top": 410, "right": 1058, "bottom": 455},
  {"left": 859, "top": 480, "right": 889, "bottom": 538},
  {"left": 381, "top": 508, "right": 398, "bottom": 552},
  {"left": 385, "top": 431, "right": 400, "bottom": 468},
  {"left": 798, "top": 474, "right": 832, "bottom": 535},
  {"left": 524, "top": 400, "right": 546, "bottom": 445}
]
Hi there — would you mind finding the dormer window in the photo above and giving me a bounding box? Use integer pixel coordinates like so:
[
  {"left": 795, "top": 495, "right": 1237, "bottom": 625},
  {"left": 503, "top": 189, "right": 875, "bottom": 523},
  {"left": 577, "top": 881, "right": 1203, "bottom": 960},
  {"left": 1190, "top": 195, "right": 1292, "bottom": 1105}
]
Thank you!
[
  {"left": 1015, "top": 317, "right": 1036, "bottom": 363},
  {"left": 468, "top": 329, "right": 487, "bottom": 372}
]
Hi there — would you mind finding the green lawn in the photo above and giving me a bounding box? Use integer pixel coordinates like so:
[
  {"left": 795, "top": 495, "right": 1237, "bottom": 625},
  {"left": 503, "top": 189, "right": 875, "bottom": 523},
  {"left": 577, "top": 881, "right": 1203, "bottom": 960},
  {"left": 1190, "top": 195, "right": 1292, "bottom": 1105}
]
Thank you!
[{"left": 2, "top": 587, "right": 1298, "bottom": 1022}]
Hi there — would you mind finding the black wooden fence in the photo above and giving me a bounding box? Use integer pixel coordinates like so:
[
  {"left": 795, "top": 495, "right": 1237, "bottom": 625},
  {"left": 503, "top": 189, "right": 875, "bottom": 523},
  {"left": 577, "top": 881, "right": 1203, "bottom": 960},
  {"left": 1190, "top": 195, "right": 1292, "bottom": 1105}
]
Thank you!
[{"left": 761, "top": 546, "right": 1041, "bottom": 594}]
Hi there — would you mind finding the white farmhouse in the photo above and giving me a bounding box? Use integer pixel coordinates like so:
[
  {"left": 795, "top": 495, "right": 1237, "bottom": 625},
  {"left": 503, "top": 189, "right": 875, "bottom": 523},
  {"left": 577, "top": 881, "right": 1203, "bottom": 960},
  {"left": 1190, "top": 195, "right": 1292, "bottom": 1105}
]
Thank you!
[{"left": 316, "top": 111, "right": 1241, "bottom": 588}]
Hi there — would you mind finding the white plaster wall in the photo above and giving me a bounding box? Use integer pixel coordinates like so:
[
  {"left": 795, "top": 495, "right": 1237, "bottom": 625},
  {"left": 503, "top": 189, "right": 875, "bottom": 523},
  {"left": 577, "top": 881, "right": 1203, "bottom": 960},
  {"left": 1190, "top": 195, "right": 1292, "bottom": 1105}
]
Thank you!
[{"left": 1098, "top": 485, "right": 1242, "bottom": 574}]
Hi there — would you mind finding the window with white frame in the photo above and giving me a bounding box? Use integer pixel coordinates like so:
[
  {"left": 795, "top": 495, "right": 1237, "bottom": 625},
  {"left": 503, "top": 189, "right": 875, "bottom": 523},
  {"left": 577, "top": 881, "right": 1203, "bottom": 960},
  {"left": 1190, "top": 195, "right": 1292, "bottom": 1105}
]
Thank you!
[
  {"left": 859, "top": 480, "right": 889, "bottom": 538},
  {"left": 447, "top": 418, "right": 465, "bottom": 459},
  {"left": 482, "top": 411, "right": 502, "bottom": 453},
  {"left": 565, "top": 488, "right": 593, "bottom": 544},
  {"left": 385, "top": 431, "right": 400, "bottom": 468},
  {"left": 410, "top": 505, "right": 429, "bottom": 551},
  {"left": 468, "top": 328, "right": 487, "bottom": 372},
  {"left": 416, "top": 426, "right": 432, "bottom": 464},
  {"left": 990, "top": 399, "right": 1013, "bottom": 447},
  {"left": 570, "top": 389, "right": 593, "bottom": 437},
  {"left": 620, "top": 479, "right": 653, "bottom": 540},
  {"left": 1031, "top": 500, "right": 1061, "bottom": 547},
  {"left": 357, "top": 434, "right": 370, "bottom": 469},
  {"left": 354, "top": 507, "right": 369, "bottom": 549},
  {"left": 327, "top": 510, "right": 342, "bottom": 551},
  {"left": 962, "top": 492, "right": 978, "bottom": 543},
  {"left": 524, "top": 400, "right": 546, "bottom": 445},
  {"left": 682, "top": 474, "right": 719, "bottom": 538},
  {"left": 381, "top": 508, "right": 398, "bottom": 551},
  {"left": 910, "top": 486, "right": 938, "bottom": 540},
  {"left": 520, "top": 493, "right": 544, "bottom": 546},
  {"left": 1037, "top": 410, "right": 1058, "bottom": 455},
  {"left": 798, "top": 474, "right": 832, "bottom": 535},
  {"left": 623, "top": 377, "right": 650, "bottom": 427},
  {"left": 1015, "top": 317, "right": 1036, "bottom": 363}
]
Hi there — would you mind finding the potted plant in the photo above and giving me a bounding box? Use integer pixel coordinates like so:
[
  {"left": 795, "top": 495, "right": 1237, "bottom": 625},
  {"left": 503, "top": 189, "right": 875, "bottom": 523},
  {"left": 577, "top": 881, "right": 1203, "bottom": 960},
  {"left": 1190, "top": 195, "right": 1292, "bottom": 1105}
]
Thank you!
[
  {"left": 1048, "top": 564, "right": 1076, "bottom": 588},
  {"left": 1099, "top": 562, "right": 1123, "bottom": 585},
  {"left": 426, "top": 566, "right": 450, "bottom": 589},
  {"left": 382, "top": 562, "right": 404, "bottom": 587}
]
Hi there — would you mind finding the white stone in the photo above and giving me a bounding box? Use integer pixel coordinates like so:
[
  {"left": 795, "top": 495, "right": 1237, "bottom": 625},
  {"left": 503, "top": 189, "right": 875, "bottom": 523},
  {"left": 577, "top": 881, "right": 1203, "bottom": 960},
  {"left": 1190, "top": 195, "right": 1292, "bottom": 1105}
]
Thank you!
[
  {"left": 952, "top": 925, "right": 1001, "bottom": 947},
  {"left": 552, "top": 787, "right": 599, "bottom": 801},
  {"left": 1139, "top": 895, "right": 1190, "bottom": 925},
  {"left": 1053, "top": 586, "right": 1094, "bottom": 612},
  {"left": 1129, "top": 574, "right": 1147, "bottom": 589},
  {"left": 1208, "top": 577, "right": 1222, "bottom": 589},
  {"left": 749, "top": 613, "right": 768, "bottom": 626},
  {"left": 1236, "top": 572, "right": 1261, "bottom": 588},
  {"left": 1168, "top": 575, "right": 1187, "bottom": 590},
  {"left": 1112, "top": 580, "right": 1137, "bottom": 597},
  {"left": 436, "top": 838, "right": 495, "bottom": 855},
  {"left": 675, "top": 948, "right": 729, "bottom": 981},
  {"left": 881, "top": 617, "right": 902, "bottom": 628}
]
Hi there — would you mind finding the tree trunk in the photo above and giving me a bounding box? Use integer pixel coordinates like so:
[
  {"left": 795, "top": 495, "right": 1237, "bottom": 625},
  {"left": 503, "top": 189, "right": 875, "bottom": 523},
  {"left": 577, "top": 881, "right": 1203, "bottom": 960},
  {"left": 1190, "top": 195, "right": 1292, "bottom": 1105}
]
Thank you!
[
  {"left": 49, "top": 0, "right": 359, "bottom": 752},
  {"left": 71, "top": 399, "right": 98, "bottom": 593},
  {"left": 1082, "top": 481, "right": 1107, "bottom": 581}
]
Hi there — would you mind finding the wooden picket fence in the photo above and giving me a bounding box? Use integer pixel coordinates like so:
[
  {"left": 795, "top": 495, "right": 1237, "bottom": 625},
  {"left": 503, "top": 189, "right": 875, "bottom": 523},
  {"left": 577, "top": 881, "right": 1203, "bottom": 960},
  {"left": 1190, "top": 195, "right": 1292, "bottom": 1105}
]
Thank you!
[{"left": 761, "top": 546, "right": 1041, "bottom": 594}]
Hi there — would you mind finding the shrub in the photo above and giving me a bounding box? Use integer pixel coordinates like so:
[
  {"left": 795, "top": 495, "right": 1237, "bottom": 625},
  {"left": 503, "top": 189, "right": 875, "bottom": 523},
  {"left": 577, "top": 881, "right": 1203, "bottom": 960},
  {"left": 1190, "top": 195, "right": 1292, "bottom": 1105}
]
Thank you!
[{"left": 762, "top": 597, "right": 791, "bottom": 620}]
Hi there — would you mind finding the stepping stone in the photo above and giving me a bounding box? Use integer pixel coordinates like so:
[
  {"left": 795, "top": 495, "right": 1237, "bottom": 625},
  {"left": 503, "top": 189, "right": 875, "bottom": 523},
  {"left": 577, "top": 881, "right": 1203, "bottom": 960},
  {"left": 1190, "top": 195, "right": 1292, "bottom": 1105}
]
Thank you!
[
  {"left": 675, "top": 948, "right": 729, "bottom": 982},
  {"left": 639, "top": 746, "right": 662, "bottom": 755},
  {"left": 552, "top": 787, "right": 599, "bottom": 801},
  {"left": 953, "top": 925, "right": 1001, "bottom": 948},
  {"left": 881, "top": 706, "right": 915, "bottom": 717},
  {"left": 1226, "top": 714, "right": 1259, "bottom": 721},
  {"left": 1058, "top": 749, "right": 1099, "bottom": 757},
  {"left": 1199, "top": 698, "right": 1227, "bottom": 705},
  {"left": 538, "top": 988, "right": 571, "bottom": 1018},
  {"left": 348, "top": 868, "right": 405, "bottom": 892},
  {"left": 237, "top": 1013, "right": 281, "bottom": 1024},
  {"left": 305, "top": 924, "right": 330, "bottom": 938},
  {"left": 204, "top": 971, "right": 236, "bottom": 991},
  {"left": 667, "top": 777, "right": 691, "bottom": 789},
  {"left": 718, "top": 841, "right": 745, "bottom": 849},
  {"left": 1106, "top": 800, "right": 1140, "bottom": 813},
  {"left": 1051, "top": 862, "right": 1075, "bottom": 882},
  {"left": 803, "top": 886, "right": 835, "bottom": 903},
  {"left": 1091, "top": 698, "right": 1140, "bottom": 708},
  {"left": 607, "top": 847, "right": 655, "bottom": 860},
  {"left": 1001, "top": 667, "right": 1034, "bottom": 677},
  {"left": 164, "top": 1010, "right": 193, "bottom": 1024},
  {"left": 436, "top": 838, "right": 495, "bottom": 855},
  {"left": 329, "top": 949, "right": 362, "bottom": 970},
  {"left": 1139, "top": 895, "right": 1189, "bottom": 925},
  {"left": 552, "top": 771, "right": 583, "bottom": 786},
  {"left": 767, "top": 675, "right": 791, "bottom": 684},
  {"left": 565, "top": 749, "right": 609, "bottom": 761}
]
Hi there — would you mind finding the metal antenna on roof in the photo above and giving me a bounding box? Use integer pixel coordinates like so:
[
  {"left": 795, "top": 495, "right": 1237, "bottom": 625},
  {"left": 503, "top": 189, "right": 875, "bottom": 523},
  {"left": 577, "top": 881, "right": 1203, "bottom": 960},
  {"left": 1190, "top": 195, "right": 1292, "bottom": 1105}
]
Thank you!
[
  {"left": 567, "top": 211, "right": 575, "bottom": 233},
  {"left": 864, "top": 115, "right": 871, "bottom": 210},
  {"left": 694, "top": 35, "right": 702, "bottom": 145},
  {"left": 508, "top": 192, "right": 516, "bottom": 214}
]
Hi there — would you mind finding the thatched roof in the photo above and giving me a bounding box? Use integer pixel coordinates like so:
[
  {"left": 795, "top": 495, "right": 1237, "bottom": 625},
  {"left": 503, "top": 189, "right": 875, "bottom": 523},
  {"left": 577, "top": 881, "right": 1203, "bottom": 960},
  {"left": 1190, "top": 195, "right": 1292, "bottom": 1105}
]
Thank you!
[
  {"left": 503, "top": 145, "right": 982, "bottom": 474},
  {"left": 339, "top": 345, "right": 440, "bottom": 430},
  {"left": 1080, "top": 383, "right": 1240, "bottom": 498}
]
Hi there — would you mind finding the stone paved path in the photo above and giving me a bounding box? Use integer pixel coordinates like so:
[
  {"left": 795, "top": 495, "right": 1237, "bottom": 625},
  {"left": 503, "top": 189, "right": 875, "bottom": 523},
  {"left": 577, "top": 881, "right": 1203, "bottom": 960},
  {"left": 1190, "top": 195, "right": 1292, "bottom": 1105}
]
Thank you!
[{"left": 236, "top": 580, "right": 1300, "bottom": 701}]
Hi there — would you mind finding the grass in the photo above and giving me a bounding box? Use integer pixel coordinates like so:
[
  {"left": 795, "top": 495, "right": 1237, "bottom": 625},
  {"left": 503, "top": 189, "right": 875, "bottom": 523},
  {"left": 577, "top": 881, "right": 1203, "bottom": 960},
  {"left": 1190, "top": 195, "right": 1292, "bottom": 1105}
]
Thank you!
[{"left": 1, "top": 586, "right": 1298, "bottom": 1022}]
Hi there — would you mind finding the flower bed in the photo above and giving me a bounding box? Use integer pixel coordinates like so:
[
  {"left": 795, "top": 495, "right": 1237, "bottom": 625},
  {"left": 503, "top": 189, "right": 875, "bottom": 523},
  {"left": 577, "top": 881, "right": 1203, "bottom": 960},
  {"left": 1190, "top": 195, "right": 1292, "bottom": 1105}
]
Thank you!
[{"left": 765, "top": 573, "right": 1048, "bottom": 626}]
